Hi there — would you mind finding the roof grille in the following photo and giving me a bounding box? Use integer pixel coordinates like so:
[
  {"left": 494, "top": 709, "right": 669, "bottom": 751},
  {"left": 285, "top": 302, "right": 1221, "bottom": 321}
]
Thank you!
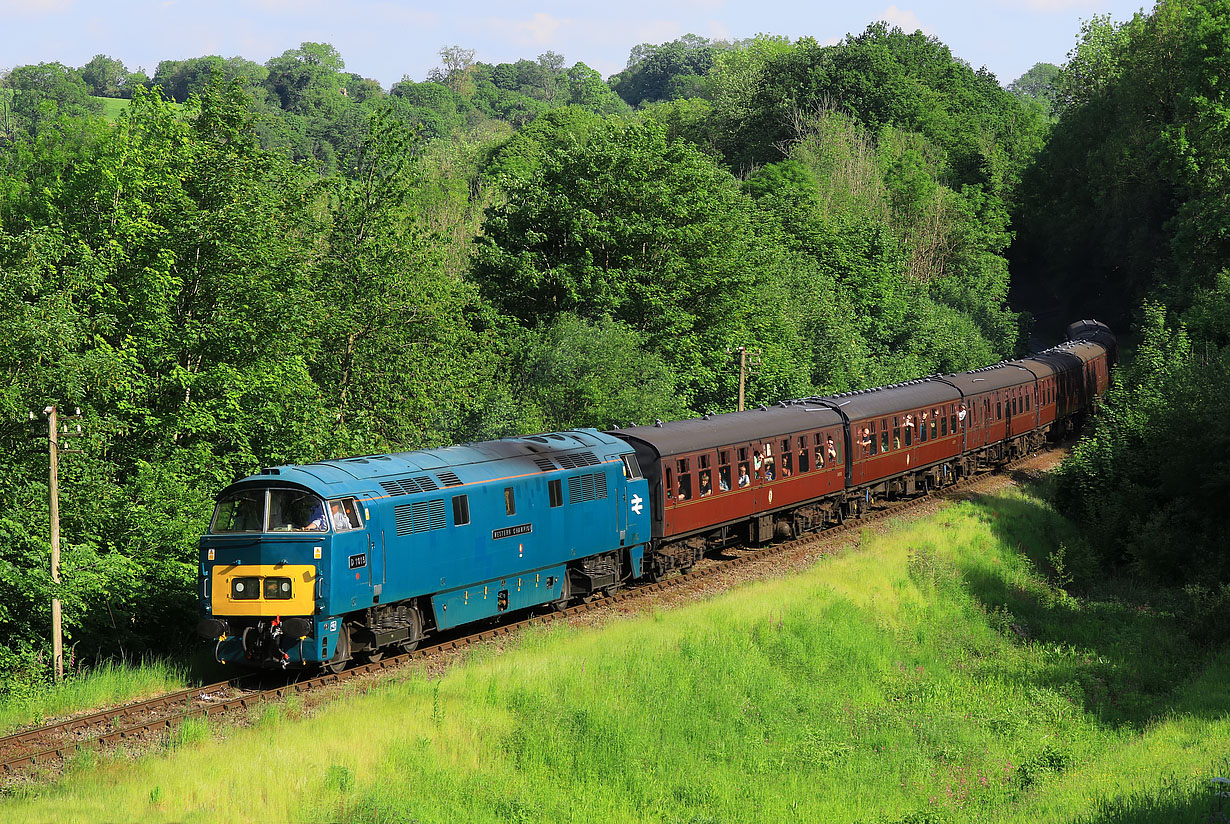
[
  {"left": 437, "top": 471, "right": 463, "bottom": 487},
  {"left": 557, "top": 451, "right": 599, "bottom": 469},
  {"left": 414, "top": 475, "right": 439, "bottom": 492},
  {"left": 379, "top": 478, "right": 422, "bottom": 497},
  {"left": 534, "top": 457, "right": 556, "bottom": 472}
]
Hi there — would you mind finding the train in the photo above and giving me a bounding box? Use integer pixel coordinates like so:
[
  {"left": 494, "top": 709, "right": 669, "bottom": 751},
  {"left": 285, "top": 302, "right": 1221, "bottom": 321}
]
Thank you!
[{"left": 197, "top": 319, "right": 1116, "bottom": 669}]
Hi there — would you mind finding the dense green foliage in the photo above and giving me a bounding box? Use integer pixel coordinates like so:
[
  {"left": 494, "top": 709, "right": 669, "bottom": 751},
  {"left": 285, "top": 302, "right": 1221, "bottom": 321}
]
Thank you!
[{"left": 1023, "top": 0, "right": 1230, "bottom": 597}]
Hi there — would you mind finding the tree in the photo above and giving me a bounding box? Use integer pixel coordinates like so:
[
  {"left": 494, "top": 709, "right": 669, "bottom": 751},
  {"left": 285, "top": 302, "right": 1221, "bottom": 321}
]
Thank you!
[
  {"left": 474, "top": 119, "right": 775, "bottom": 409},
  {"left": 80, "top": 54, "right": 130, "bottom": 98},
  {"left": 1008, "top": 62, "right": 1061, "bottom": 118},
  {"left": 2, "top": 63, "right": 101, "bottom": 134},
  {"left": 429, "top": 45, "right": 477, "bottom": 96}
]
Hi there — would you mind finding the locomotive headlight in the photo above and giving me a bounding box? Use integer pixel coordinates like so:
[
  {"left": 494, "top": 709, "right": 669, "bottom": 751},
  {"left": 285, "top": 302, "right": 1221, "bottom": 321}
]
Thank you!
[
  {"left": 231, "top": 577, "right": 260, "bottom": 600},
  {"left": 264, "top": 577, "right": 293, "bottom": 600}
]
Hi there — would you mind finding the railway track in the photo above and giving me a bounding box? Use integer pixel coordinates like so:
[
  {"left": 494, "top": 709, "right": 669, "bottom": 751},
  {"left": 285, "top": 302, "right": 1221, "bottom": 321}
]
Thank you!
[{"left": 0, "top": 446, "right": 1060, "bottom": 784}]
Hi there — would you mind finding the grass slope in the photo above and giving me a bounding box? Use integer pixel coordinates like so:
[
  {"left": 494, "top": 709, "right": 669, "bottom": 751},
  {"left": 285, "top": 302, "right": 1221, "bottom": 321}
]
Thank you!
[{"left": 2, "top": 485, "right": 1227, "bottom": 823}]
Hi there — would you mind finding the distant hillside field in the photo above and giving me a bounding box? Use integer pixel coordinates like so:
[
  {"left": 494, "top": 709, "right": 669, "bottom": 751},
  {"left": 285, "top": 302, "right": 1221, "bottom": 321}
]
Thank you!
[
  {"left": 93, "top": 95, "right": 128, "bottom": 120},
  {"left": 2, "top": 484, "right": 1225, "bottom": 823}
]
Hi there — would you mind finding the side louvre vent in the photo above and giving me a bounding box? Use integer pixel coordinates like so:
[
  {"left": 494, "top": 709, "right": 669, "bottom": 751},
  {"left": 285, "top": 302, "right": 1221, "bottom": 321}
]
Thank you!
[
  {"left": 534, "top": 457, "right": 555, "bottom": 472},
  {"left": 567, "top": 472, "right": 609, "bottom": 504},
  {"left": 558, "top": 452, "right": 597, "bottom": 469},
  {"left": 414, "top": 475, "right": 439, "bottom": 492},
  {"left": 437, "top": 471, "right": 463, "bottom": 487},
  {"left": 394, "top": 499, "right": 447, "bottom": 536}
]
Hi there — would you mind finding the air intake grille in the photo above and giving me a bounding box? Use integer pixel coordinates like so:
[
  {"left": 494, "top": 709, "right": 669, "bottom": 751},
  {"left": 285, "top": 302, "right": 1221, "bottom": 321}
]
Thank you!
[
  {"left": 533, "top": 457, "right": 555, "bottom": 472},
  {"left": 557, "top": 451, "right": 599, "bottom": 469},
  {"left": 568, "top": 472, "right": 608, "bottom": 504},
  {"left": 394, "top": 499, "right": 446, "bottom": 536},
  {"left": 437, "top": 471, "right": 463, "bottom": 487},
  {"left": 380, "top": 478, "right": 421, "bottom": 497},
  {"left": 414, "top": 475, "right": 439, "bottom": 491}
]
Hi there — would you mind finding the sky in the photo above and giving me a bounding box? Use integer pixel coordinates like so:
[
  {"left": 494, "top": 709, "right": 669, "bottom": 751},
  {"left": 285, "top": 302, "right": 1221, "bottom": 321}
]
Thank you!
[{"left": 0, "top": 0, "right": 1151, "bottom": 88}]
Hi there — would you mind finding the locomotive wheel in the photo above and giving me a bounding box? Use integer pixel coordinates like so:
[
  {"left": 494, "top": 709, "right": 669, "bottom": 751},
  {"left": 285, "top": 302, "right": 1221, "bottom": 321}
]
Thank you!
[
  {"left": 325, "top": 625, "right": 350, "bottom": 674},
  {"left": 551, "top": 573, "right": 574, "bottom": 611},
  {"left": 399, "top": 607, "right": 424, "bottom": 653}
]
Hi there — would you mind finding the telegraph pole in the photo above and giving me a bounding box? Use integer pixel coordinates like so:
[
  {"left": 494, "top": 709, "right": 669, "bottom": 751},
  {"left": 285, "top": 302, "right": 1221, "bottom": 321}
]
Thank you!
[
  {"left": 34, "top": 405, "right": 83, "bottom": 682},
  {"left": 728, "top": 346, "right": 761, "bottom": 412},
  {"left": 737, "top": 347, "right": 747, "bottom": 412},
  {"left": 46, "top": 406, "right": 61, "bottom": 682}
]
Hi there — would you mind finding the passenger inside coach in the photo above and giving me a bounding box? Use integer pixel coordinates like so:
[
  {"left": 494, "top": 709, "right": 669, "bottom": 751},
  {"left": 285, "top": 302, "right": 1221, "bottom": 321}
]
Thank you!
[
  {"left": 738, "top": 463, "right": 751, "bottom": 487},
  {"left": 699, "top": 471, "right": 712, "bottom": 497}
]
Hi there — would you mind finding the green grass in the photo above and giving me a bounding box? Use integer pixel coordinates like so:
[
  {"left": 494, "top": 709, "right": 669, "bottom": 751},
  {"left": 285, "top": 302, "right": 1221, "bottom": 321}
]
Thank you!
[
  {"left": 0, "top": 657, "right": 191, "bottom": 736},
  {"left": 2, "top": 485, "right": 1227, "bottom": 823},
  {"left": 92, "top": 95, "right": 129, "bottom": 120}
]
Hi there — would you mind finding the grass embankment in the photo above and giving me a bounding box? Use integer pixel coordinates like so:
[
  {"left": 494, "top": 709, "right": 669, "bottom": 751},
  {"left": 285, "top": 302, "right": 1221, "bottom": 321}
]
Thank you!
[
  {"left": 0, "top": 658, "right": 191, "bottom": 736},
  {"left": 2, "top": 484, "right": 1227, "bottom": 823}
]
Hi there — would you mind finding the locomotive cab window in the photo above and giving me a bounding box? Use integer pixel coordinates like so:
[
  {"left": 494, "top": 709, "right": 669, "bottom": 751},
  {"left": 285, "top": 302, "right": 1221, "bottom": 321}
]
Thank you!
[
  {"left": 212, "top": 490, "right": 266, "bottom": 533},
  {"left": 325, "top": 498, "right": 363, "bottom": 532},
  {"left": 268, "top": 490, "right": 329, "bottom": 533},
  {"left": 621, "top": 454, "right": 643, "bottom": 480}
]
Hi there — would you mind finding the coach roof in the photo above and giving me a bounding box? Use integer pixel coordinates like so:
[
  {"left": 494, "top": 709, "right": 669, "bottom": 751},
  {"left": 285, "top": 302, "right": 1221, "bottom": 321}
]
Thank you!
[{"left": 614, "top": 403, "right": 843, "bottom": 459}]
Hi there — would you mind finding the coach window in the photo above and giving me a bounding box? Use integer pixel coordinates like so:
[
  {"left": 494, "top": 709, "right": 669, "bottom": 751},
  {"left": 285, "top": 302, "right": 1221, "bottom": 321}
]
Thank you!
[
  {"left": 949, "top": 405, "right": 957, "bottom": 433},
  {"left": 997, "top": 398, "right": 1002, "bottom": 420},
  {"left": 781, "top": 446, "right": 793, "bottom": 477},
  {"left": 665, "top": 467, "right": 673, "bottom": 499},
  {"left": 827, "top": 433, "right": 840, "bottom": 465},
  {"left": 903, "top": 417, "right": 913, "bottom": 446},
  {"left": 677, "top": 458, "right": 692, "bottom": 501},
  {"left": 453, "top": 494, "right": 470, "bottom": 526},
  {"left": 880, "top": 420, "right": 890, "bottom": 453},
  {"left": 718, "top": 450, "right": 731, "bottom": 492},
  {"left": 1012, "top": 395, "right": 1018, "bottom": 416},
  {"left": 893, "top": 417, "right": 901, "bottom": 450},
  {"left": 941, "top": 414, "right": 948, "bottom": 437},
  {"left": 930, "top": 410, "right": 939, "bottom": 439},
  {"left": 869, "top": 422, "right": 879, "bottom": 456},
  {"left": 813, "top": 432, "right": 824, "bottom": 468},
  {"left": 504, "top": 487, "right": 516, "bottom": 516},
  {"left": 798, "top": 436, "right": 811, "bottom": 473},
  {"left": 549, "top": 479, "right": 563, "bottom": 508}
]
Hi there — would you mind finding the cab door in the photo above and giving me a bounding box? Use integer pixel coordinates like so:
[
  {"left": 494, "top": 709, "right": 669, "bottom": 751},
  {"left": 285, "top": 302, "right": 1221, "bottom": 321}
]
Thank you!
[{"left": 330, "top": 497, "right": 375, "bottom": 610}]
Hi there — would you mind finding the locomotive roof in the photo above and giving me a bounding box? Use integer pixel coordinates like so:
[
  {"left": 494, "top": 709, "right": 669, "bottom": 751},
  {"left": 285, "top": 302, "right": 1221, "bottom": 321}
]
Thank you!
[{"left": 219, "top": 428, "right": 630, "bottom": 498}]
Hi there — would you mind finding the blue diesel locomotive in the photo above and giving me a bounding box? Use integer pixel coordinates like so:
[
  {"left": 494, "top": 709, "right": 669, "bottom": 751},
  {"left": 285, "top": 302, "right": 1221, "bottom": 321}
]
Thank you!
[{"left": 197, "top": 429, "right": 650, "bottom": 669}]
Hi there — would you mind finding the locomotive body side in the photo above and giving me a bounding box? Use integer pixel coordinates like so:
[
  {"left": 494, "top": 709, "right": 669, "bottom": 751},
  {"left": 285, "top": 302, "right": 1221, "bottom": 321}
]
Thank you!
[{"left": 199, "top": 429, "right": 650, "bottom": 668}]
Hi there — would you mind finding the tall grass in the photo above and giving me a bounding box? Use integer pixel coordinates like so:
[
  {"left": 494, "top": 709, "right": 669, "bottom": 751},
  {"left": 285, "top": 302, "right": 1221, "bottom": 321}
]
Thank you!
[
  {"left": 2, "top": 486, "right": 1226, "bottom": 824},
  {"left": 0, "top": 657, "right": 190, "bottom": 735}
]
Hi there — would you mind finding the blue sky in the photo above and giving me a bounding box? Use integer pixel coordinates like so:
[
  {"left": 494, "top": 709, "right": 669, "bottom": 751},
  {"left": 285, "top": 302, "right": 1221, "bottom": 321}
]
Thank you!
[{"left": 1, "top": 0, "right": 1149, "bottom": 88}]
